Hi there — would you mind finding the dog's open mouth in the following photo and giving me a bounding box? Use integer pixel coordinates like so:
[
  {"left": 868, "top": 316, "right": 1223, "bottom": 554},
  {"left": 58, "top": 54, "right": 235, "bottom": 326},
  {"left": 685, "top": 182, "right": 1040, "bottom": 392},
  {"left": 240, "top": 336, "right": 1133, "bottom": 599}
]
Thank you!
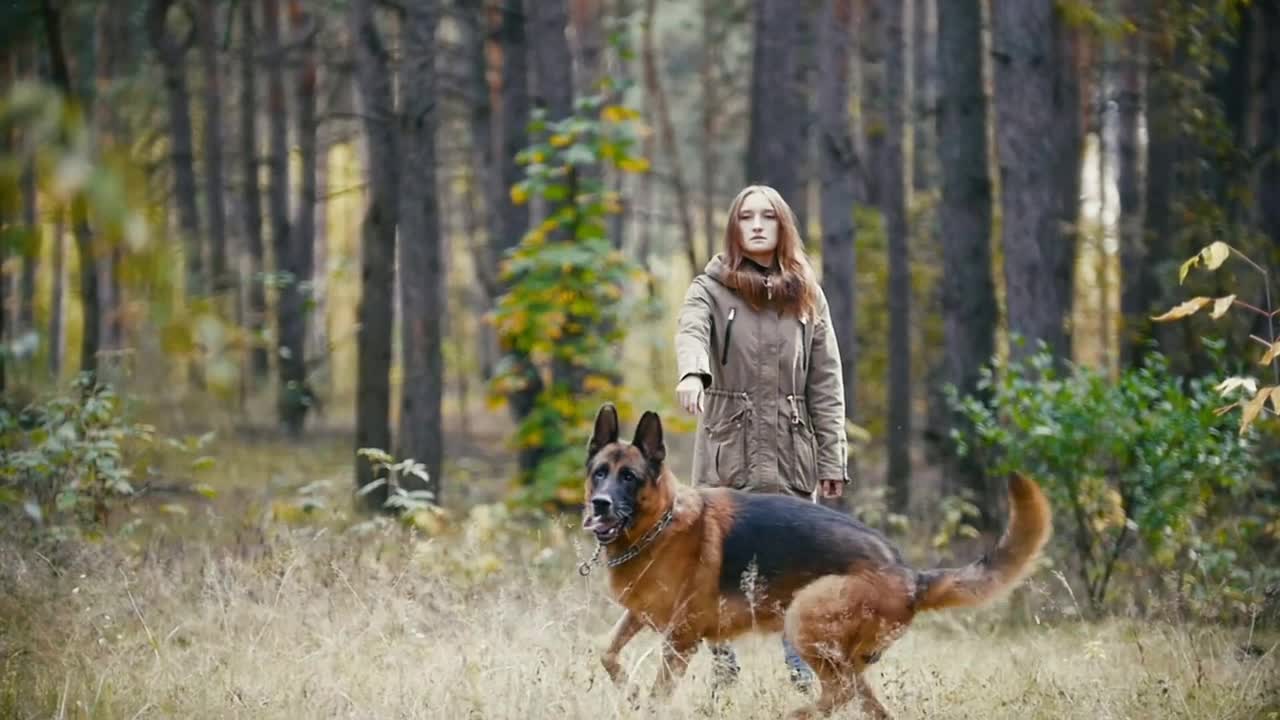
[{"left": 583, "top": 514, "right": 624, "bottom": 544}]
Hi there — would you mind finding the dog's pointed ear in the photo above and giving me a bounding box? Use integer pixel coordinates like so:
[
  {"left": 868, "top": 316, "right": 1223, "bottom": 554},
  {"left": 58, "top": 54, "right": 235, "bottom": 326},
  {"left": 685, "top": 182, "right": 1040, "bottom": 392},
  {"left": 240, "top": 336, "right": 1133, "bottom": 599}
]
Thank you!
[
  {"left": 588, "top": 403, "right": 620, "bottom": 462},
  {"left": 631, "top": 410, "right": 666, "bottom": 467}
]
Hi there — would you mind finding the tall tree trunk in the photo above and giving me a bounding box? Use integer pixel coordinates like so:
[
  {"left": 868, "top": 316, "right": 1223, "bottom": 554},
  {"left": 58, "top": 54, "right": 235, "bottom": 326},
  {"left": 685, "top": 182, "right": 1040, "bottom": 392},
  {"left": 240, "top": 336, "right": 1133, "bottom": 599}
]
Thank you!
[
  {"left": 95, "top": 3, "right": 126, "bottom": 353},
  {"left": 351, "top": 0, "right": 398, "bottom": 508},
  {"left": 288, "top": 0, "right": 318, "bottom": 415},
  {"left": 607, "top": 0, "right": 633, "bottom": 252},
  {"left": 817, "top": 0, "right": 858, "bottom": 511},
  {"left": 701, "top": 0, "right": 718, "bottom": 262},
  {"left": 860, "top": 0, "right": 885, "bottom": 207},
  {"left": 19, "top": 157, "right": 37, "bottom": 337},
  {"left": 1260, "top": 3, "right": 1280, "bottom": 259},
  {"left": 992, "top": 0, "right": 1081, "bottom": 364},
  {"left": 747, "top": 0, "right": 814, "bottom": 229},
  {"left": 492, "top": 0, "right": 544, "bottom": 477},
  {"left": 43, "top": 0, "right": 99, "bottom": 381},
  {"left": 460, "top": 0, "right": 498, "bottom": 380},
  {"left": 1117, "top": 0, "right": 1146, "bottom": 368},
  {"left": 50, "top": 217, "right": 65, "bottom": 379},
  {"left": 263, "top": 0, "right": 304, "bottom": 433},
  {"left": 913, "top": 0, "right": 936, "bottom": 191},
  {"left": 642, "top": 0, "right": 697, "bottom": 273},
  {"left": 938, "top": 0, "right": 998, "bottom": 526},
  {"left": 883, "top": 0, "right": 912, "bottom": 514},
  {"left": 148, "top": 0, "right": 203, "bottom": 297},
  {"left": 240, "top": 0, "right": 269, "bottom": 381},
  {"left": 198, "top": 0, "right": 229, "bottom": 297},
  {"left": 529, "top": 0, "right": 574, "bottom": 123},
  {"left": 397, "top": 0, "right": 445, "bottom": 502}
]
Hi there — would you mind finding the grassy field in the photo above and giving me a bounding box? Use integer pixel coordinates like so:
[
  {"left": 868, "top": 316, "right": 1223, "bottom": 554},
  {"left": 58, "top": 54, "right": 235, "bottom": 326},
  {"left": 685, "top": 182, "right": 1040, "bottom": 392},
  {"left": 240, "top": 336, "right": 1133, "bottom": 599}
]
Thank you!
[{"left": 1, "top": 428, "right": 1277, "bottom": 720}]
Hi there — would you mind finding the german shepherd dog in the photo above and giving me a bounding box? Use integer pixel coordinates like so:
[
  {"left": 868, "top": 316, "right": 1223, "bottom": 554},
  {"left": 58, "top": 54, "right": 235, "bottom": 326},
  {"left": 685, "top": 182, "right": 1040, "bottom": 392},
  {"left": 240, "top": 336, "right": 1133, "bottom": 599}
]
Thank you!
[{"left": 580, "top": 404, "right": 1051, "bottom": 719}]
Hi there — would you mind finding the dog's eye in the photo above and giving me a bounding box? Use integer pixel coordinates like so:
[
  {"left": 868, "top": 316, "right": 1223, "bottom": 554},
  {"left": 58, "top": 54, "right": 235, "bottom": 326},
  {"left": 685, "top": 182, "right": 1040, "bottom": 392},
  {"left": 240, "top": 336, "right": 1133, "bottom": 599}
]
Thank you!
[
  {"left": 621, "top": 469, "right": 637, "bottom": 484},
  {"left": 593, "top": 468, "right": 608, "bottom": 482}
]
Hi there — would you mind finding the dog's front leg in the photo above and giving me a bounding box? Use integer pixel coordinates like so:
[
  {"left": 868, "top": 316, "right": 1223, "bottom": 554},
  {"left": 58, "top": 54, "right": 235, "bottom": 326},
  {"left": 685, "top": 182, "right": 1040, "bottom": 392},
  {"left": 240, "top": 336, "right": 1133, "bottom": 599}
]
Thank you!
[
  {"left": 601, "top": 610, "right": 644, "bottom": 685},
  {"left": 650, "top": 637, "right": 697, "bottom": 699}
]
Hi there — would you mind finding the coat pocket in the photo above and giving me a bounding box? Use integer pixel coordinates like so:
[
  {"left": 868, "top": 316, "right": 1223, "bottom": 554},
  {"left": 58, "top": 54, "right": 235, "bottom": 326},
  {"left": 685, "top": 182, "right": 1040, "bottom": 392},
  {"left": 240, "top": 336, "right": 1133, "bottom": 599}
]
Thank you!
[
  {"left": 706, "top": 410, "right": 749, "bottom": 489},
  {"left": 785, "top": 415, "right": 819, "bottom": 496}
]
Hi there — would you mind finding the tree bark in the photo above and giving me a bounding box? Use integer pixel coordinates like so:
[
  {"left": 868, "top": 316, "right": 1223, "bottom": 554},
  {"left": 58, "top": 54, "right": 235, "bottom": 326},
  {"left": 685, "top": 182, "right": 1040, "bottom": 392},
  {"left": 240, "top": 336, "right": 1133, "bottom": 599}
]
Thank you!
[
  {"left": 817, "top": 0, "right": 858, "bottom": 510},
  {"left": 938, "top": 0, "right": 998, "bottom": 526},
  {"left": 641, "top": 0, "right": 697, "bottom": 274},
  {"left": 148, "top": 0, "right": 203, "bottom": 297},
  {"left": 747, "top": 0, "right": 814, "bottom": 229},
  {"left": 351, "top": 0, "right": 398, "bottom": 508},
  {"left": 241, "top": 0, "right": 269, "bottom": 381},
  {"left": 43, "top": 0, "right": 99, "bottom": 380},
  {"left": 883, "top": 0, "right": 912, "bottom": 514},
  {"left": 913, "top": 0, "right": 936, "bottom": 192},
  {"left": 1117, "top": 0, "right": 1146, "bottom": 368},
  {"left": 493, "top": 0, "right": 545, "bottom": 477},
  {"left": 198, "top": 0, "right": 229, "bottom": 297},
  {"left": 701, "top": 0, "right": 718, "bottom": 261},
  {"left": 529, "top": 0, "right": 574, "bottom": 123},
  {"left": 262, "top": 0, "right": 306, "bottom": 433},
  {"left": 50, "top": 217, "right": 65, "bottom": 379},
  {"left": 992, "top": 0, "right": 1081, "bottom": 364},
  {"left": 860, "top": 0, "right": 885, "bottom": 207},
  {"left": 1260, "top": 2, "right": 1280, "bottom": 260},
  {"left": 19, "top": 157, "right": 37, "bottom": 337},
  {"left": 289, "top": 0, "right": 318, "bottom": 412},
  {"left": 397, "top": 0, "right": 446, "bottom": 502}
]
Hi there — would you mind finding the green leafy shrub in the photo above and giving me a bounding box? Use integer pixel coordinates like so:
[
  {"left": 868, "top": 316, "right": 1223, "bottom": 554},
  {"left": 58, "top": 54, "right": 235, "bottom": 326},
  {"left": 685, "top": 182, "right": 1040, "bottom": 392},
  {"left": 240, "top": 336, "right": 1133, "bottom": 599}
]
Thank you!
[
  {"left": 948, "top": 344, "right": 1270, "bottom": 618},
  {"left": 1, "top": 375, "right": 149, "bottom": 532}
]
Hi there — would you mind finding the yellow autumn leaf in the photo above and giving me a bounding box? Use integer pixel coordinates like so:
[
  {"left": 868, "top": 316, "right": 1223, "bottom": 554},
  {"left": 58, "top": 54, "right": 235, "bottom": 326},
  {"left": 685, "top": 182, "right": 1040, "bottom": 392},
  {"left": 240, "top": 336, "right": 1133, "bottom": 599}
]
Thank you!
[
  {"left": 510, "top": 185, "right": 529, "bottom": 206},
  {"left": 1240, "top": 385, "right": 1274, "bottom": 435},
  {"left": 1260, "top": 340, "right": 1280, "bottom": 366},
  {"left": 1210, "top": 295, "right": 1236, "bottom": 319},
  {"left": 1151, "top": 297, "right": 1211, "bottom": 322},
  {"left": 1272, "top": 387, "right": 1280, "bottom": 415},
  {"left": 549, "top": 133, "right": 571, "bottom": 148},
  {"left": 1201, "top": 241, "right": 1231, "bottom": 270},
  {"left": 618, "top": 156, "right": 651, "bottom": 174},
  {"left": 600, "top": 105, "right": 638, "bottom": 123}
]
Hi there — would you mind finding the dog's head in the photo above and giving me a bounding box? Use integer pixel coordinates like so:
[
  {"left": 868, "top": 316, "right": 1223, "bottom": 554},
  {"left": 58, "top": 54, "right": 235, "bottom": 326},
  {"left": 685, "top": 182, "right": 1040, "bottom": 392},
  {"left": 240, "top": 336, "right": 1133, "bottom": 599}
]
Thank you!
[{"left": 581, "top": 403, "right": 667, "bottom": 545}]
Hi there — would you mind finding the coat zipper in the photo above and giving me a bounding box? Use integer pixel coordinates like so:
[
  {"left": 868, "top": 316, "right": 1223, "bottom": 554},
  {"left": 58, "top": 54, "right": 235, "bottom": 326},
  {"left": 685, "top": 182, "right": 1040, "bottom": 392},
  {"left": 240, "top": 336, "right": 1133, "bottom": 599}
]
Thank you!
[
  {"left": 720, "top": 307, "right": 736, "bottom": 366},
  {"left": 800, "top": 318, "right": 809, "bottom": 373}
]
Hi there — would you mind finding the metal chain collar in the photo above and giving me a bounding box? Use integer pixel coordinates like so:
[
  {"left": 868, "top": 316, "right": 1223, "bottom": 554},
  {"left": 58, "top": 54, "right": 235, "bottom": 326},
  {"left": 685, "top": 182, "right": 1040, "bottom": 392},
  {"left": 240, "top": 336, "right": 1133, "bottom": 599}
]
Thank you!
[{"left": 578, "top": 505, "right": 675, "bottom": 576}]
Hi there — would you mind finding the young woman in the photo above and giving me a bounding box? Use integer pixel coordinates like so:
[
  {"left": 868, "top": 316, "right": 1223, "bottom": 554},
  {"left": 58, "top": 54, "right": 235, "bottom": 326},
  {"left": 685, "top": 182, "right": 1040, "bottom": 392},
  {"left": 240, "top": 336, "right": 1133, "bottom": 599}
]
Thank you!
[{"left": 674, "top": 184, "right": 849, "bottom": 689}]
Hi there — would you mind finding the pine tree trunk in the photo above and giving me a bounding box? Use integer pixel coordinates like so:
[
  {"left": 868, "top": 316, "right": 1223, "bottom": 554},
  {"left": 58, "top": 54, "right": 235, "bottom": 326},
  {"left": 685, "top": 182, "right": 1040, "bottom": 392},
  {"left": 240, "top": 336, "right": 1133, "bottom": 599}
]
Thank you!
[
  {"left": 50, "top": 217, "right": 65, "bottom": 380},
  {"left": 884, "top": 0, "right": 912, "bottom": 514},
  {"left": 19, "top": 156, "right": 37, "bottom": 337},
  {"left": 700, "top": 0, "right": 718, "bottom": 263},
  {"left": 351, "top": 0, "right": 399, "bottom": 508},
  {"left": 992, "top": 0, "right": 1081, "bottom": 364},
  {"left": 263, "top": 0, "right": 305, "bottom": 433},
  {"left": 747, "top": 0, "right": 814, "bottom": 229},
  {"left": 148, "top": 0, "right": 203, "bottom": 297},
  {"left": 198, "top": 0, "right": 229, "bottom": 297},
  {"left": 937, "top": 0, "right": 998, "bottom": 525},
  {"left": 397, "top": 0, "right": 446, "bottom": 502},
  {"left": 287, "top": 0, "right": 318, "bottom": 419},
  {"left": 913, "top": 0, "right": 936, "bottom": 191},
  {"left": 817, "top": 0, "right": 858, "bottom": 510},
  {"left": 1117, "top": 0, "right": 1146, "bottom": 368},
  {"left": 240, "top": 0, "right": 269, "bottom": 382},
  {"left": 642, "top": 0, "right": 697, "bottom": 273},
  {"left": 493, "top": 0, "right": 545, "bottom": 477}
]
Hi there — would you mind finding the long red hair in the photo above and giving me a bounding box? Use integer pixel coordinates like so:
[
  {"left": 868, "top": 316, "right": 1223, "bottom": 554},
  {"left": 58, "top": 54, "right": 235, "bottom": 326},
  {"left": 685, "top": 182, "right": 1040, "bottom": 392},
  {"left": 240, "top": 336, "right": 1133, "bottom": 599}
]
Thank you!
[{"left": 721, "top": 185, "right": 819, "bottom": 319}]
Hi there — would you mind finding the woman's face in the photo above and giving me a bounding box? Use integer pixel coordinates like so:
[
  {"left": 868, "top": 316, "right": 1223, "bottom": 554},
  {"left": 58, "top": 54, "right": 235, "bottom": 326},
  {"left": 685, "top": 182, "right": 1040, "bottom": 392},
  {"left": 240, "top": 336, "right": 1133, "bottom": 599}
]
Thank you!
[{"left": 736, "top": 191, "right": 779, "bottom": 264}]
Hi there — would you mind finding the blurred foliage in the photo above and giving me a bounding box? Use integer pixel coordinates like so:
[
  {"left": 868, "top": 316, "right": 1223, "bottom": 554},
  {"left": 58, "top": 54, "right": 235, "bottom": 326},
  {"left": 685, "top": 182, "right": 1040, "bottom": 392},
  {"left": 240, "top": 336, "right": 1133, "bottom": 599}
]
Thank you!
[
  {"left": 489, "top": 86, "right": 655, "bottom": 510},
  {"left": 949, "top": 343, "right": 1278, "bottom": 621}
]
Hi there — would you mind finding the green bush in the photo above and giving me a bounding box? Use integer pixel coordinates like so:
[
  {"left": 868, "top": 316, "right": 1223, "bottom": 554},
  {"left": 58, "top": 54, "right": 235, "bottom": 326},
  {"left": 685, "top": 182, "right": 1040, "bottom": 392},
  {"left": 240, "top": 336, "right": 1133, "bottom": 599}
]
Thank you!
[
  {"left": 1, "top": 375, "right": 148, "bottom": 532},
  {"left": 948, "top": 344, "right": 1274, "bottom": 619}
]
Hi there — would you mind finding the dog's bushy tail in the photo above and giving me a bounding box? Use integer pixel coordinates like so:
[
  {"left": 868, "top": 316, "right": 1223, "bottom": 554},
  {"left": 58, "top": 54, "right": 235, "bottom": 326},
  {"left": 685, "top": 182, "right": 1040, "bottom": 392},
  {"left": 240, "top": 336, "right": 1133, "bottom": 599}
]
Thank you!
[{"left": 914, "top": 474, "right": 1051, "bottom": 612}]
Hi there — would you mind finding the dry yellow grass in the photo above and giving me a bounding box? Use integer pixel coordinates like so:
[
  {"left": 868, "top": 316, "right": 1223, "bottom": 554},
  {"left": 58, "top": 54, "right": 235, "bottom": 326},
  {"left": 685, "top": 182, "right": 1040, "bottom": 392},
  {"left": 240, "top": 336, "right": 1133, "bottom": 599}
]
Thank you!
[{"left": 2, "top": 505, "right": 1277, "bottom": 720}]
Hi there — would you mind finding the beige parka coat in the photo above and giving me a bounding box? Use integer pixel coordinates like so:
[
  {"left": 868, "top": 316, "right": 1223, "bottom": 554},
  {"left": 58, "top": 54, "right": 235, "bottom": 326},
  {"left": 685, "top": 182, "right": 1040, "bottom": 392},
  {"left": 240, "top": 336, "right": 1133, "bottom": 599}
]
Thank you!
[{"left": 675, "top": 254, "right": 849, "bottom": 497}]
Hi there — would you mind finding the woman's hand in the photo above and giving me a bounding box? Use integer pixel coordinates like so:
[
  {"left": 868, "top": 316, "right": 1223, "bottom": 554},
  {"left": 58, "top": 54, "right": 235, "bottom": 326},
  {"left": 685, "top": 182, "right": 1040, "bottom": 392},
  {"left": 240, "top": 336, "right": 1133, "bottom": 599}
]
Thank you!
[
  {"left": 676, "top": 375, "right": 705, "bottom": 415},
  {"left": 819, "top": 479, "right": 844, "bottom": 498}
]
